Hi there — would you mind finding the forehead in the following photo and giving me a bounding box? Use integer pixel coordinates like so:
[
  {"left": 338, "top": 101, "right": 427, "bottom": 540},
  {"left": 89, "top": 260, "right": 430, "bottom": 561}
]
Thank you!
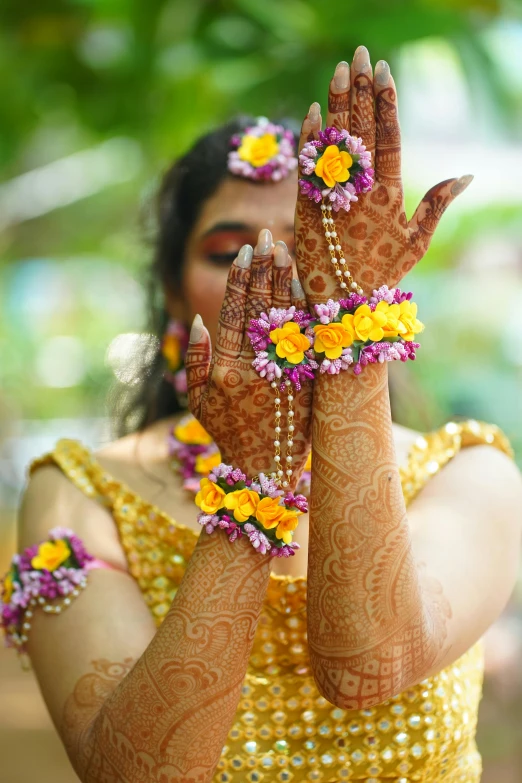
[{"left": 193, "top": 175, "right": 297, "bottom": 234}]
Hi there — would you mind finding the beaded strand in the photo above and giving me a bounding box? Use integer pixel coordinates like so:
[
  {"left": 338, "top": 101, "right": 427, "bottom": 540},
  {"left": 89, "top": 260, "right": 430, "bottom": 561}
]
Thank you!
[{"left": 321, "top": 202, "right": 364, "bottom": 295}]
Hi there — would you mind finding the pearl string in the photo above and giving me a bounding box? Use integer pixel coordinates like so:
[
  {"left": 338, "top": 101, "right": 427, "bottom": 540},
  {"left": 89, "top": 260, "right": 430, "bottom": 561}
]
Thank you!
[
  {"left": 321, "top": 202, "right": 364, "bottom": 295},
  {"left": 14, "top": 577, "right": 88, "bottom": 648},
  {"left": 270, "top": 378, "right": 294, "bottom": 488}
]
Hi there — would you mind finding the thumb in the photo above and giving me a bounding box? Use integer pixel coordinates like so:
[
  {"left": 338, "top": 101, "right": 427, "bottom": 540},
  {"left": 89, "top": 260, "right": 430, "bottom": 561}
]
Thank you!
[
  {"left": 185, "top": 314, "right": 212, "bottom": 419},
  {"left": 409, "top": 174, "right": 473, "bottom": 255}
]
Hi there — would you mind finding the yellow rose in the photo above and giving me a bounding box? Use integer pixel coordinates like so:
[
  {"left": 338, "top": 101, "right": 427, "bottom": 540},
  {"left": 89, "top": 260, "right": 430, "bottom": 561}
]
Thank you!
[
  {"left": 342, "top": 305, "right": 387, "bottom": 343},
  {"left": 313, "top": 321, "right": 354, "bottom": 359},
  {"left": 238, "top": 133, "right": 279, "bottom": 168},
  {"left": 195, "top": 452, "right": 222, "bottom": 475},
  {"left": 175, "top": 417, "right": 213, "bottom": 446},
  {"left": 224, "top": 488, "right": 260, "bottom": 523},
  {"left": 255, "top": 496, "right": 287, "bottom": 530},
  {"left": 195, "top": 478, "right": 226, "bottom": 514},
  {"left": 276, "top": 511, "right": 300, "bottom": 544},
  {"left": 162, "top": 333, "right": 181, "bottom": 370},
  {"left": 315, "top": 145, "right": 353, "bottom": 188},
  {"left": 2, "top": 572, "right": 14, "bottom": 603},
  {"left": 271, "top": 322, "right": 311, "bottom": 364},
  {"left": 397, "top": 300, "right": 424, "bottom": 341},
  {"left": 374, "top": 301, "right": 406, "bottom": 339},
  {"left": 304, "top": 451, "right": 312, "bottom": 471},
  {"left": 31, "top": 539, "right": 70, "bottom": 572}
]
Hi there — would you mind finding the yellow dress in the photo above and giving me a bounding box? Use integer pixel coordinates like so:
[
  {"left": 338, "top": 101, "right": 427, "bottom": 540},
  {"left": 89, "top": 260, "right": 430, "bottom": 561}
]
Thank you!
[{"left": 30, "top": 419, "right": 514, "bottom": 783}]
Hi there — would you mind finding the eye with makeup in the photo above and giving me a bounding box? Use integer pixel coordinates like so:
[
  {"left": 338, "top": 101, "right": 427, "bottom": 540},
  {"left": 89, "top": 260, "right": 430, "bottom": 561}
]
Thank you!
[{"left": 198, "top": 221, "right": 295, "bottom": 267}]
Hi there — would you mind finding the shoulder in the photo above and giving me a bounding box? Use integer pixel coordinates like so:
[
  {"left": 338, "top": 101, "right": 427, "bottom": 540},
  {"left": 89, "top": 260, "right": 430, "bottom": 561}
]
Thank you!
[{"left": 20, "top": 439, "right": 131, "bottom": 568}]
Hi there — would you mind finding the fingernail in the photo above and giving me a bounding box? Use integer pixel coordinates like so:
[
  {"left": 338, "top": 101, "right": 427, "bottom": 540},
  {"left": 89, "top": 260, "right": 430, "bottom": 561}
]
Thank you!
[
  {"left": 237, "top": 244, "right": 253, "bottom": 268},
  {"left": 189, "top": 313, "right": 204, "bottom": 343},
  {"left": 375, "top": 60, "right": 390, "bottom": 86},
  {"left": 291, "top": 278, "right": 305, "bottom": 299},
  {"left": 451, "top": 174, "right": 474, "bottom": 196},
  {"left": 333, "top": 61, "right": 350, "bottom": 91},
  {"left": 308, "top": 101, "right": 321, "bottom": 122},
  {"left": 274, "top": 241, "right": 288, "bottom": 267},
  {"left": 353, "top": 45, "right": 370, "bottom": 74},
  {"left": 255, "top": 228, "right": 272, "bottom": 255}
]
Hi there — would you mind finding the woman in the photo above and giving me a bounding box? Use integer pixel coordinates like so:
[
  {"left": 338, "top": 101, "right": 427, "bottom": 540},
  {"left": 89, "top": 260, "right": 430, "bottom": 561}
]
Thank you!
[{"left": 4, "top": 47, "right": 521, "bottom": 783}]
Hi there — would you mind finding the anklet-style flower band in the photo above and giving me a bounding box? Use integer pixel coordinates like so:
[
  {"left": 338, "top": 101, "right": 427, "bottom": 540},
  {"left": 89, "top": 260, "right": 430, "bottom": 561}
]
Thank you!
[{"left": 195, "top": 465, "right": 308, "bottom": 556}]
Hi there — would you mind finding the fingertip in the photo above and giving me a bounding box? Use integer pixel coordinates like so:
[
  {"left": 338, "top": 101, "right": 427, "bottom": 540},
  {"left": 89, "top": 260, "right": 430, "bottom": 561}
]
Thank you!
[
  {"left": 189, "top": 313, "right": 204, "bottom": 344},
  {"left": 237, "top": 244, "right": 253, "bottom": 268},
  {"left": 451, "top": 174, "right": 474, "bottom": 196},
  {"left": 274, "top": 241, "right": 289, "bottom": 267},
  {"left": 254, "top": 228, "right": 273, "bottom": 256}
]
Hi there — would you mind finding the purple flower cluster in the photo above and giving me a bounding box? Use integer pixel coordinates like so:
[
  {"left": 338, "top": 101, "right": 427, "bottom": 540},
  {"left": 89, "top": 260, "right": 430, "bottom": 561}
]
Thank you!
[
  {"left": 283, "top": 492, "right": 309, "bottom": 514},
  {"left": 228, "top": 119, "right": 298, "bottom": 182},
  {"left": 353, "top": 340, "right": 420, "bottom": 375},
  {"left": 369, "top": 285, "right": 413, "bottom": 309}
]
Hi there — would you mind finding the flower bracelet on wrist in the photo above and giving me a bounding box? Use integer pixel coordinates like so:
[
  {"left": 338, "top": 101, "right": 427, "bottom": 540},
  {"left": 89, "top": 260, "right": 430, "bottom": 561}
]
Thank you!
[{"left": 195, "top": 465, "right": 308, "bottom": 557}]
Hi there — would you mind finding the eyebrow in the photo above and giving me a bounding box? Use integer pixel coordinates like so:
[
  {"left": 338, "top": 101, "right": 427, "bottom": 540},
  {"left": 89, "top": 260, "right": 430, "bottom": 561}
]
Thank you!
[
  {"left": 201, "top": 220, "right": 294, "bottom": 238},
  {"left": 201, "top": 221, "right": 253, "bottom": 237}
]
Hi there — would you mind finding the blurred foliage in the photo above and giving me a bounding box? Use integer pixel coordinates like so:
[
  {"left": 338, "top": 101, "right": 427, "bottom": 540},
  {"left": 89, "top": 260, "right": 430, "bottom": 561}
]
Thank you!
[{"left": 0, "top": 0, "right": 520, "bottom": 178}]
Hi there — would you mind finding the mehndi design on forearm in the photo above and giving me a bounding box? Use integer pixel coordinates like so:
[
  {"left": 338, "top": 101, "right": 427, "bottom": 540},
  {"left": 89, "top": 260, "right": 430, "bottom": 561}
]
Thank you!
[
  {"left": 308, "top": 365, "right": 451, "bottom": 709},
  {"left": 62, "top": 533, "right": 271, "bottom": 782}
]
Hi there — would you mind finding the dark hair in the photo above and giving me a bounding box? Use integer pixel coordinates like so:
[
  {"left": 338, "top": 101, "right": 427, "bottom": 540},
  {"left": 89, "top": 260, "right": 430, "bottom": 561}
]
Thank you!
[{"left": 113, "top": 117, "right": 257, "bottom": 436}]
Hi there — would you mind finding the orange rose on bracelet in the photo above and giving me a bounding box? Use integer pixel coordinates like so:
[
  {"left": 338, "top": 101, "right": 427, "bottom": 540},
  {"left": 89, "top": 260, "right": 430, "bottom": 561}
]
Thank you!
[
  {"left": 195, "top": 464, "right": 308, "bottom": 556},
  {"left": 299, "top": 127, "right": 374, "bottom": 211},
  {"left": 248, "top": 287, "right": 424, "bottom": 380}
]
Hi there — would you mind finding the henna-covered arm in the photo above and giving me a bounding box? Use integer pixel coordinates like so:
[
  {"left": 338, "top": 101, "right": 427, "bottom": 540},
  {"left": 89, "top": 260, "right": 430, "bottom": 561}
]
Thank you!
[
  {"left": 308, "top": 363, "right": 440, "bottom": 710},
  {"left": 299, "top": 49, "right": 522, "bottom": 710}
]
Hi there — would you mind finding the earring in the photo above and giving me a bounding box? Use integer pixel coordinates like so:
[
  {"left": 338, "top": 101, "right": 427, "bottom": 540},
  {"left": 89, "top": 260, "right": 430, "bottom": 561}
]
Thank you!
[{"left": 162, "top": 319, "right": 189, "bottom": 405}]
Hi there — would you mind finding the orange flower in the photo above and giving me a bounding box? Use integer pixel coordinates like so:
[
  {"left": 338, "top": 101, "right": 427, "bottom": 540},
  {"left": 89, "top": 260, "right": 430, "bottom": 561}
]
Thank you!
[
  {"left": 397, "top": 300, "right": 424, "bottom": 341},
  {"left": 313, "top": 321, "right": 355, "bottom": 359},
  {"left": 342, "top": 305, "right": 387, "bottom": 343},
  {"left": 238, "top": 133, "right": 279, "bottom": 168},
  {"left": 315, "top": 145, "right": 353, "bottom": 188},
  {"left": 276, "top": 511, "right": 300, "bottom": 544},
  {"left": 224, "top": 488, "right": 260, "bottom": 523},
  {"left": 255, "top": 496, "right": 287, "bottom": 530},
  {"left": 162, "top": 332, "right": 181, "bottom": 371},
  {"left": 31, "top": 540, "right": 70, "bottom": 572},
  {"left": 195, "top": 451, "right": 222, "bottom": 475},
  {"left": 174, "top": 417, "right": 213, "bottom": 446},
  {"left": 195, "top": 478, "right": 226, "bottom": 514},
  {"left": 271, "top": 322, "right": 311, "bottom": 364}
]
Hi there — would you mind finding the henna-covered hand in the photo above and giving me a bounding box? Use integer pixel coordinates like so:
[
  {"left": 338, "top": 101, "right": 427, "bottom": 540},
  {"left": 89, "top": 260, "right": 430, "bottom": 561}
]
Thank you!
[
  {"left": 186, "top": 230, "right": 312, "bottom": 484},
  {"left": 295, "top": 47, "right": 473, "bottom": 304}
]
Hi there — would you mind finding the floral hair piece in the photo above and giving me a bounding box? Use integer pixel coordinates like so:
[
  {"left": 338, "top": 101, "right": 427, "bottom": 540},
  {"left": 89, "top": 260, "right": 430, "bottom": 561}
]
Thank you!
[
  {"left": 228, "top": 117, "right": 298, "bottom": 182},
  {"left": 299, "top": 126, "right": 374, "bottom": 211},
  {"left": 1, "top": 528, "right": 95, "bottom": 653},
  {"left": 195, "top": 464, "right": 308, "bottom": 556},
  {"left": 248, "top": 286, "right": 423, "bottom": 378}
]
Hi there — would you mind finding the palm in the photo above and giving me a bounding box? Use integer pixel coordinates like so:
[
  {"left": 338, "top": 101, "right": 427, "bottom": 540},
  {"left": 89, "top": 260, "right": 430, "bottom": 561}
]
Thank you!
[
  {"left": 186, "top": 240, "right": 312, "bottom": 485},
  {"left": 295, "top": 50, "right": 470, "bottom": 306}
]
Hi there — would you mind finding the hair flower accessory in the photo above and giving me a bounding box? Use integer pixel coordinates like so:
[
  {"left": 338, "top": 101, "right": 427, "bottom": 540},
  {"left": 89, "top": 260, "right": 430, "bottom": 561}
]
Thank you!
[
  {"left": 228, "top": 118, "right": 298, "bottom": 182},
  {"left": 299, "top": 126, "right": 374, "bottom": 211},
  {"left": 195, "top": 463, "right": 307, "bottom": 556}
]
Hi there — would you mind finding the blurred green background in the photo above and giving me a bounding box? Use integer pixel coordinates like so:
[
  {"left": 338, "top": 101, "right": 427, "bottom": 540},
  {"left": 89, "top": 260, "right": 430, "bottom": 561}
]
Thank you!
[{"left": 1, "top": 1, "right": 522, "bottom": 781}]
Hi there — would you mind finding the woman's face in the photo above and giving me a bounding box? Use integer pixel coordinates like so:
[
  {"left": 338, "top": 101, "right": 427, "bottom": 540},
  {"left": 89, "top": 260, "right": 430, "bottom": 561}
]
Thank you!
[{"left": 175, "top": 175, "right": 297, "bottom": 346}]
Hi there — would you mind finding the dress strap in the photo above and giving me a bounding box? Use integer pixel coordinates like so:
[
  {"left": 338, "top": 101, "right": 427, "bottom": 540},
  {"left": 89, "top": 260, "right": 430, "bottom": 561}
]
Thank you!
[{"left": 29, "top": 439, "right": 122, "bottom": 512}]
